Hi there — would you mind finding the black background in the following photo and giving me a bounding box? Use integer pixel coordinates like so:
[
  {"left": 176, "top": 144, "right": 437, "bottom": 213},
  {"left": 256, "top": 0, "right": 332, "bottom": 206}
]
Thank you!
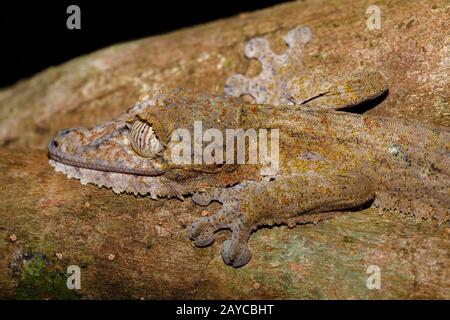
[
  {"left": 0, "top": 300, "right": 444, "bottom": 317},
  {"left": 0, "top": 1, "right": 289, "bottom": 88}
]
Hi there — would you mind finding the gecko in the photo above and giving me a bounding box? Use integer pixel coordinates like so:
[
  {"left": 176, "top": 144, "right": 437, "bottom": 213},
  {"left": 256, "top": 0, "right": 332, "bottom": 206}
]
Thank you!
[{"left": 47, "top": 27, "right": 450, "bottom": 267}]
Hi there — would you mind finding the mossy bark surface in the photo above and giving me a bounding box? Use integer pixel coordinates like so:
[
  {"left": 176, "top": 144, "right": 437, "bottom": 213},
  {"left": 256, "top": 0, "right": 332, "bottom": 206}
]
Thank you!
[{"left": 0, "top": 0, "right": 449, "bottom": 299}]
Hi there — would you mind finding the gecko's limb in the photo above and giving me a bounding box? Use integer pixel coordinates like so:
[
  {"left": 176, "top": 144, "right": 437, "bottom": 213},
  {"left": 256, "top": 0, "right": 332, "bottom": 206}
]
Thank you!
[
  {"left": 225, "top": 26, "right": 388, "bottom": 110},
  {"left": 190, "top": 171, "right": 376, "bottom": 268}
]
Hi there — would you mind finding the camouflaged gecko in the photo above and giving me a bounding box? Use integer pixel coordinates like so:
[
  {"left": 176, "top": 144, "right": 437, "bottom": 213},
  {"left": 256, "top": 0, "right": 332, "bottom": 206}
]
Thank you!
[{"left": 48, "top": 27, "right": 450, "bottom": 267}]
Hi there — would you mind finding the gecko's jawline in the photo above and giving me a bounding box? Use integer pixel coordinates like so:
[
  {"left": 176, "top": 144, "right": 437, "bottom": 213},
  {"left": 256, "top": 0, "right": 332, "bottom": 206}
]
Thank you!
[
  {"left": 47, "top": 148, "right": 166, "bottom": 177},
  {"left": 48, "top": 153, "right": 164, "bottom": 176}
]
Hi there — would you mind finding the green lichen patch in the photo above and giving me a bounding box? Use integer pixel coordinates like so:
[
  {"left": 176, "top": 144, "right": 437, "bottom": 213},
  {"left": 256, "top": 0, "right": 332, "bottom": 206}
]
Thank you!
[{"left": 15, "top": 254, "right": 78, "bottom": 300}]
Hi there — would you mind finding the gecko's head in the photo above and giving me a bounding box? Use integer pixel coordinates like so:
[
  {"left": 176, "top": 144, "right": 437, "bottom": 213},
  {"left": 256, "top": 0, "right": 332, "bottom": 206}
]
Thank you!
[
  {"left": 47, "top": 90, "right": 172, "bottom": 177},
  {"left": 48, "top": 117, "right": 167, "bottom": 176},
  {"left": 48, "top": 89, "right": 245, "bottom": 196}
]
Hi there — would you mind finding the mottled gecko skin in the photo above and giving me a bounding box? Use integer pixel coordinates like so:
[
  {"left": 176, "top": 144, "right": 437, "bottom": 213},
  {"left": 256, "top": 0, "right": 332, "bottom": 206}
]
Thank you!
[
  {"left": 47, "top": 27, "right": 449, "bottom": 267},
  {"left": 190, "top": 105, "right": 450, "bottom": 266},
  {"left": 48, "top": 90, "right": 450, "bottom": 267}
]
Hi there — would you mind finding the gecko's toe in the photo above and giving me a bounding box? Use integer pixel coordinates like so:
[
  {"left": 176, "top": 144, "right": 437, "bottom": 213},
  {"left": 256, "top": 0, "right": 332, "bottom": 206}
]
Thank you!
[
  {"left": 221, "top": 239, "right": 252, "bottom": 268},
  {"left": 220, "top": 226, "right": 252, "bottom": 268},
  {"left": 224, "top": 74, "right": 249, "bottom": 98},
  {"left": 189, "top": 217, "right": 215, "bottom": 247},
  {"left": 190, "top": 205, "right": 235, "bottom": 247}
]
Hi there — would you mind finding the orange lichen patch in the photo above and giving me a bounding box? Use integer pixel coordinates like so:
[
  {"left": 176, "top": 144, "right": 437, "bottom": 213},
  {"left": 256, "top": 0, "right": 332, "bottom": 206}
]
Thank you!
[
  {"left": 287, "top": 262, "right": 309, "bottom": 278},
  {"left": 201, "top": 210, "right": 210, "bottom": 217}
]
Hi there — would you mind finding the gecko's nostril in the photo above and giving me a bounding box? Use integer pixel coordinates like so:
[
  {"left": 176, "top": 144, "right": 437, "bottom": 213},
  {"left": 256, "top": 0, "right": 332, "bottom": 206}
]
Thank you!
[
  {"left": 51, "top": 140, "right": 59, "bottom": 148},
  {"left": 118, "top": 125, "right": 130, "bottom": 134}
]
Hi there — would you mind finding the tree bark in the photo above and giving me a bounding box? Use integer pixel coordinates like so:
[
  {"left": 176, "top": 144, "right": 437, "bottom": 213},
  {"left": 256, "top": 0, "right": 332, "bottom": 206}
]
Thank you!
[{"left": 0, "top": 0, "right": 448, "bottom": 299}]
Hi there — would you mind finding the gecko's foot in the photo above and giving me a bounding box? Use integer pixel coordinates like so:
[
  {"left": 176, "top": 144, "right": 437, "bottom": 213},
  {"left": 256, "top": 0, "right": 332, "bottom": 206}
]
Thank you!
[
  {"left": 189, "top": 216, "right": 215, "bottom": 247},
  {"left": 220, "top": 232, "right": 252, "bottom": 268},
  {"left": 224, "top": 26, "right": 312, "bottom": 105},
  {"left": 189, "top": 186, "right": 252, "bottom": 268}
]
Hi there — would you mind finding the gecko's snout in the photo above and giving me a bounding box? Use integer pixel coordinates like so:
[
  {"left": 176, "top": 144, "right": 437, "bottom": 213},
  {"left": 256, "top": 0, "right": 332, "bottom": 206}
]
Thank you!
[
  {"left": 48, "top": 128, "right": 74, "bottom": 152},
  {"left": 47, "top": 127, "right": 90, "bottom": 162},
  {"left": 49, "top": 138, "right": 58, "bottom": 149},
  {"left": 48, "top": 136, "right": 63, "bottom": 162},
  {"left": 48, "top": 135, "right": 62, "bottom": 153}
]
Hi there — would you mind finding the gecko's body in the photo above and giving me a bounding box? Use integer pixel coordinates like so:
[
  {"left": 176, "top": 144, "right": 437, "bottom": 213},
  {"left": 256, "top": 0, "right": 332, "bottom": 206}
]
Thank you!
[{"left": 48, "top": 27, "right": 450, "bottom": 267}]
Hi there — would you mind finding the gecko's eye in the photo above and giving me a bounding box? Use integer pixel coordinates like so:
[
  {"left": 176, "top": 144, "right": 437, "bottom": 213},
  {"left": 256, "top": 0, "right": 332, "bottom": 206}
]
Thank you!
[{"left": 129, "top": 119, "right": 164, "bottom": 158}]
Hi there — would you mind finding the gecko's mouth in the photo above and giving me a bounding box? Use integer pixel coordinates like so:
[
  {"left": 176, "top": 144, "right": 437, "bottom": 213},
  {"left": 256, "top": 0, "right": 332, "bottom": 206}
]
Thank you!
[{"left": 48, "top": 145, "right": 165, "bottom": 176}]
